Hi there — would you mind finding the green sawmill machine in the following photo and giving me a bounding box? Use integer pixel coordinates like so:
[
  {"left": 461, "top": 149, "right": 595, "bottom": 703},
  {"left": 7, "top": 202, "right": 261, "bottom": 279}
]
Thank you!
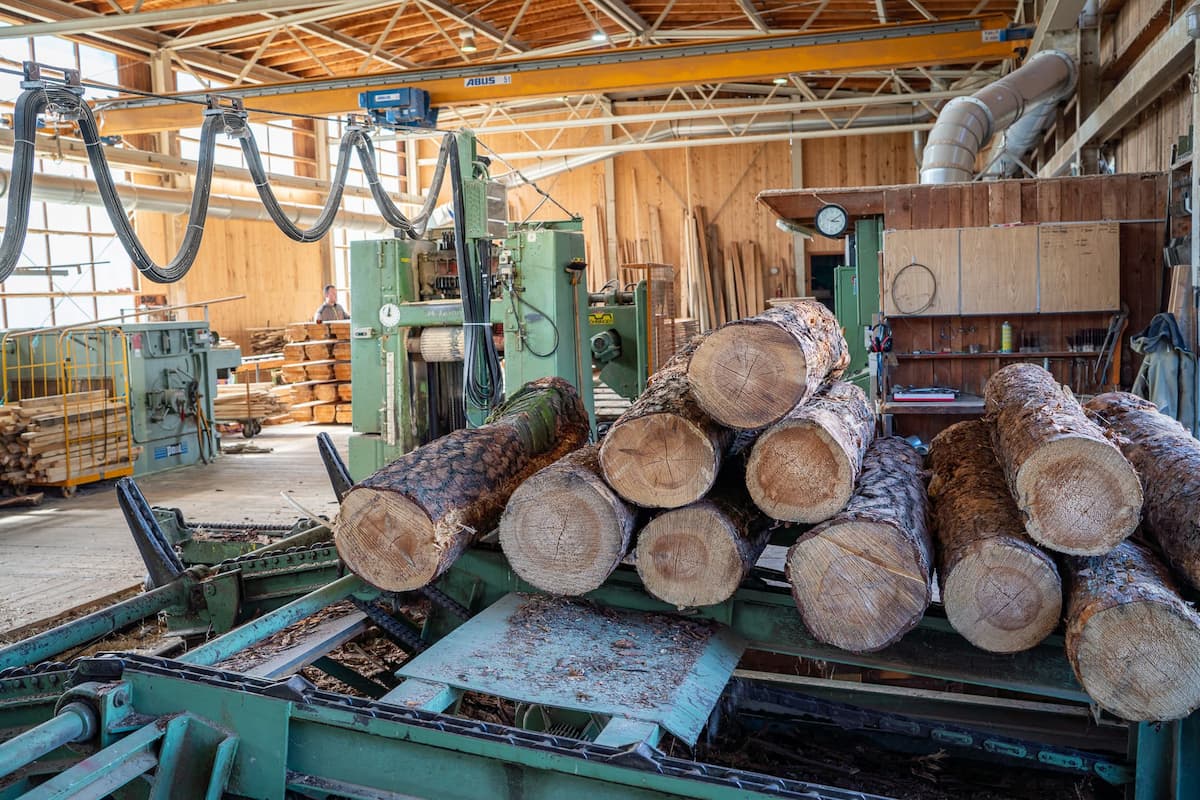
[{"left": 347, "top": 133, "right": 653, "bottom": 479}]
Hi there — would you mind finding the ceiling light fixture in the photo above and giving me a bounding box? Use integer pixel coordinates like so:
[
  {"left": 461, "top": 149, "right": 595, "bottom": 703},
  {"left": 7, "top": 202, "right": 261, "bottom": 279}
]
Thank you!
[
  {"left": 773, "top": 77, "right": 788, "bottom": 85},
  {"left": 460, "top": 31, "right": 478, "bottom": 52},
  {"left": 591, "top": 29, "right": 609, "bottom": 42}
]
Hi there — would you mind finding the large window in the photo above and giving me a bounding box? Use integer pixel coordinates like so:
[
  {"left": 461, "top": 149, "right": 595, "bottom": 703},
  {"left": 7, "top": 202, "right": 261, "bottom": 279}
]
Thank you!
[{"left": 0, "top": 34, "right": 135, "bottom": 328}]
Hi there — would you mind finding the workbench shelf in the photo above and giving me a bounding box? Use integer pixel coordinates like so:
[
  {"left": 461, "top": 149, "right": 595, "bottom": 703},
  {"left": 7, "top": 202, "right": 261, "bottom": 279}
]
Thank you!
[{"left": 896, "top": 350, "right": 1089, "bottom": 360}]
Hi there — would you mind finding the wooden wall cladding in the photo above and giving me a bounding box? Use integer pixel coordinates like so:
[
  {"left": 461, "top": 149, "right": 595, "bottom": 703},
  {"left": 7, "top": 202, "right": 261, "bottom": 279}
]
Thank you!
[
  {"left": 1039, "top": 223, "right": 1121, "bottom": 312},
  {"left": 959, "top": 226, "right": 1039, "bottom": 314},
  {"left": 881, "top": 229, "right": 959, "bottom": 316}
]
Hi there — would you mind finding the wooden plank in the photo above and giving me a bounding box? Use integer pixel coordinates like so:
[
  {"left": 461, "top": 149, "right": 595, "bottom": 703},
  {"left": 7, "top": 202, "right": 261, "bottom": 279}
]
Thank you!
[
  {"left": 959, "top": 226, "right": 1039, "bottom": 314},
  {"left": 693, "top": 207, "right": 718, "bottom": 330},
  {"left": 1039, "top": 223, "right": 1121, "bottom": 312},
  {"left": 882, "top": 228, "right": 960, "bottom": 316}
]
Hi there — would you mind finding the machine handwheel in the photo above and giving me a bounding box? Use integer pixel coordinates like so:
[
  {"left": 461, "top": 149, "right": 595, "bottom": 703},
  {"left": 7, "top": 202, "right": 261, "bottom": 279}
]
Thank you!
[{"left": 243, "top": 419, "right": 262, "bottom": 438}]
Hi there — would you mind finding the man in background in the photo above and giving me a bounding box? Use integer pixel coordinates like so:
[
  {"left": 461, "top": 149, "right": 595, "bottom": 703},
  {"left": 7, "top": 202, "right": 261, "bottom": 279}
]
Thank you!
[{"left": 314, "top": 284, "right": 348, "bottom": 322}]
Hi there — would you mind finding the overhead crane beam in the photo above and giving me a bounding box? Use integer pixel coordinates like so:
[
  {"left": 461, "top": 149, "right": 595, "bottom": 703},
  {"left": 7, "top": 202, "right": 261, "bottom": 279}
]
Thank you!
[{"left": 96, "top": 15, "right": 1026, "bottom": 136}]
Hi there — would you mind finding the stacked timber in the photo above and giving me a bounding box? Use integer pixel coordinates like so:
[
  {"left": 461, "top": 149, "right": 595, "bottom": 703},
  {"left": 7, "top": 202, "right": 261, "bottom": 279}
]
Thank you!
[
  {"left": 280, "top": 320, "right": 353, "bottom": 424},
  {"left": 337, "top": 378, "right": 590, "bottom": 590},
  {"left": 214, "top": 383, "right": 288, "bottom": 421},
  {"left": 247, "top": 327, "right": 286, "bottom": 355},
  {"left": 0, "top": 391, "right": 134, "bottom": 487},
  {"left": 785, "top": 437, "right": 933, "bottom": 653},
  {"left": 927, "top": 420, "right": 1061, "bottom": 653},
  {"left": 983, "top": 364, "right": 1142, "bottom": 555},
  {"left": 1084, "top": 392, "right": 1200, "bottom": 590},
  {"left": 1063, "top": 540, "right": 1200, "bottom": 721}
]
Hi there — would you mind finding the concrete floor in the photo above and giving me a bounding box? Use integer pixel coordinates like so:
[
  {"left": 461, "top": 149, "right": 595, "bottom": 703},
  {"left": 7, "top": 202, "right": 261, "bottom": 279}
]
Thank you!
[{"left": 0, "top": 423, "right": 349, "bottom": 632}]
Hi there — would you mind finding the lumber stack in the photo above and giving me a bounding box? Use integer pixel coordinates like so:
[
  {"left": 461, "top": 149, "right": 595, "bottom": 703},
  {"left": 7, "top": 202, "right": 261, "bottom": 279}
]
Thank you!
[
  {"left": 214, "top": 383, "right": 288, "bottom": 420},
  {"left": 279, "top": 320, "right": 353, "bottom": 424},
  {"left": 0, "top": 391, "right": 134, "bottom": 486},
  {"left": 247, "top": 327, "right": 286, "bottom": 355}
]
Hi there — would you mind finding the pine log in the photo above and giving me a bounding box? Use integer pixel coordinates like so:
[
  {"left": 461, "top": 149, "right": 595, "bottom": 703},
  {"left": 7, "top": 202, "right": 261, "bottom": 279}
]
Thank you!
[
  {"left": 985, "top": 364, "right": 1142, "bottom": 555},
  {"left": 499, "top": 444, "right": 636, "bottom": 596},
  {"left": 745, "top": 380, "right": 874, "bottom": 522},
  {"left": 786, "top": 437, "right": 933, "bottom": 653},
  {"left": 1085, "top": 392, "right": 1200, "bottom": 591},
  {"left": 1064, "top": 540, "right": 1200, "bottom": 721},
  {"left": 599, "top": 339, "right": 733, "bottom": 509},
  {"left": 927, "top": 420, "right": 1062, "bottom": 653},
  {"left": 686, "top": 299, "right": 849, "bottom": 430},
  {"left": 636, "top": 475, "right": 768, "bottom": 607},
  {"left": 337, "top": 377, "right": 589, "bottom": 591}
]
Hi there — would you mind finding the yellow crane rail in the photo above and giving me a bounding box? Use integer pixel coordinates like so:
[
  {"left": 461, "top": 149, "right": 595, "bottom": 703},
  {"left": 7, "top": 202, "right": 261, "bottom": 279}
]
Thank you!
[{"left": 97, "top": 15, "right": 1025, "bottom": 136}]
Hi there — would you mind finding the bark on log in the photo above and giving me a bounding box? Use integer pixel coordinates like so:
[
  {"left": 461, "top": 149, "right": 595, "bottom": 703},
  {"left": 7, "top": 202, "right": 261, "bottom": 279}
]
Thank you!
[
  {"left": 1064, "top": 540, "right": 1200, "bottom": 721},
  {"left": 745, "top": 381, "right": 874, "bottom": 523},
  {"left": 499, "top": 444, "right": 636, "bottom": 596},
  {"left": 786, "top": 437, "right": 933, "bottom": 653},
  {"left": 635, "top": 474, "right": 768, "bottom": 608},
  {"left": 686, "top": 299, "right": 849, "bottom": 430},
  {"left": 336, "top": 377, "right": 590, "bottom": 591},
  {"left": 599, "top": 340, "right": 733, "bottom": 508},
  {"left": 1085, "top": 392, "right": 1200, "bottom": 591},
  {"left": 927, "top": 420, "right": 1062, "bottom": 653},
  {"left": 984, "top": 363, "right": 1142, "bottom": 555}
]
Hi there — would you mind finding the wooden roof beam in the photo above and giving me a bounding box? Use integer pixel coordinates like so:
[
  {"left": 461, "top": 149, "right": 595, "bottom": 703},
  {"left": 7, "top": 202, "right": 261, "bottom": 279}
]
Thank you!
[
  {"left": 416, "top": 0, "right": 530, "bottom": 52},
  {"left": 732, "top": 0, "right": 771, "bottom": 33}
]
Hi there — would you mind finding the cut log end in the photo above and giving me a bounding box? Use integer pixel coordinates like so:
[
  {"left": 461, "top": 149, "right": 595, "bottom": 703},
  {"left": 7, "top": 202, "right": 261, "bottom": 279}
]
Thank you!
[
  {"left": 499, "top": 471, "right": 629, "bottom": 596},
  {"left": 1016, "top": 436, "right": 1142, "bottom": 554},
  {"left": 636, "top": 505, "right": 749, "bottom": 607},
  {"left": 747, "top": 421, "right": 853, "bottom": 523},
  {"left": 942, "top": 540, "right": 1062, "bottom": 653},
  {"left": 787, "top": 520, "right": 930, "bottom": 653},
  {"left": 599, "top": 413, "right": 718, "bottom": 508},
  {"left": 337, "top": 488, "right": 441, "bottom": 591},
  {"left": 688, "top": 324, "right": 808, "bottom": 429},
  {"left": 1073, "top": 601, "right": 1200, "bottom": 721}
]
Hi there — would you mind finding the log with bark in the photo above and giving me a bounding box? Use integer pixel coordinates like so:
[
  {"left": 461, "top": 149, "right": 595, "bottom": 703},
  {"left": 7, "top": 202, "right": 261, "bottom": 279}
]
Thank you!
[
  {"left": 786, "top": 437, "right": 933, "bottom": 653},
  {"left": 1085, "top": 392, "right": 1200, "bottom": 591},
  {"left": 686, "top": 299, "right": 849, "bottom": 430},
  {"left": 745, "top": 380, "right": 874, "bottom": 522},
  {"left": 636, "top": 470, "right": 768, "bottom": 607},
  {"left": 1064, "top": 540, "right": 1200, "bottom": 721},
  {"left": 599, "top": 340, "right": 733, "bottom": 509},
  {"left": 984, "top": 363, "right": 1142, "bottom": 555},
  {"left": 336, "top": 377, "right": 589, "bottom": 591},
  {"left": 499, "top": 444, "right": 636, "bottom": 596},
  {"left": 927, "top": 420, "right": 1062, "bottom": 653}
]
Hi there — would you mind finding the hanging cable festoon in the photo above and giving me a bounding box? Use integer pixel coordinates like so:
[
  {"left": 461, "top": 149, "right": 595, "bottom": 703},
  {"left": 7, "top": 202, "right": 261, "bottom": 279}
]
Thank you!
[{"left": 1, "top": 66, "right": 456, "bottom": 283}]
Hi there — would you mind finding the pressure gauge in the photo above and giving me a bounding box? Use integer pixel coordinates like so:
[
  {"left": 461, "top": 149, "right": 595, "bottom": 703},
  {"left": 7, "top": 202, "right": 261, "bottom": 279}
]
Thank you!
[
  {"left": 379, "top": 303, "right": 401, "bottom": 328},
  {"left": 815, "top": 203, "right": 849, "bottom": 238}
]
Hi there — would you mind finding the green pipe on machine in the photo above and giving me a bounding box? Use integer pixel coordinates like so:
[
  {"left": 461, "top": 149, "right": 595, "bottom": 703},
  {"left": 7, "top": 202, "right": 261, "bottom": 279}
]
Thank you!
[
  {"left": 0, "top": 702, "right": 95, "bottom": 779},
  {"left": 0, "top": 581, "right": 187, "bottom": 671},
  {"left": 180, "top": 574, "right": 367, "bottom": 667}
]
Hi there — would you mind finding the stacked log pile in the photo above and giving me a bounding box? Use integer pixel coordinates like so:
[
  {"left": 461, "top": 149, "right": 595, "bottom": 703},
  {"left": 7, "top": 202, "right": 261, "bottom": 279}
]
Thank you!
[
  {"left": 246, "top": 327, "right": 286, "bottom": 355},
  {"left": 333, "top": 299, "right": 1200, "bottom": 723},
  {"left": 280, "top": 320, "right": 353, "bottom": 424},
  {"left": 0, "top": 391, "right": 135, "bottom": 486}
]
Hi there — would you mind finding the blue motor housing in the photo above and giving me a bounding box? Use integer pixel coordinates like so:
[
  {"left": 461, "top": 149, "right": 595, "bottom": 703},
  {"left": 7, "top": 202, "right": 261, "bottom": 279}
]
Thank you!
[{"left": 358, "top": 87, "right": 439, "bottom": 129}]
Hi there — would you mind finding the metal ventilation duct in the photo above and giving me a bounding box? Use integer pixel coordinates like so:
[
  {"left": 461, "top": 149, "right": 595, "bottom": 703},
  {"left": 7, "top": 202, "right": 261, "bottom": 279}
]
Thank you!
[{"left": 920, "top": 50, "right": 1076, "bottom": 184}]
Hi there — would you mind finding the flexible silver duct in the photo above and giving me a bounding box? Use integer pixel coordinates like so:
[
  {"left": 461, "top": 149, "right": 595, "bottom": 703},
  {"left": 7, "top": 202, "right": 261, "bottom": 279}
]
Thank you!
[{"left": 920, "top": 50, "right": 1076, "bottom": 184}]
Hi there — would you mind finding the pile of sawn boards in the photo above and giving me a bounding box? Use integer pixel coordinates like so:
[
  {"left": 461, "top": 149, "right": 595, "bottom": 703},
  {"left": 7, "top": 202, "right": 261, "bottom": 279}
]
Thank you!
[
  {"left": 281, "top": 320, "right": 352, "bottom": 424},
  {"left": 333, "top": 299, "right": 1200, "bottom": 724},
  {"left": 0, "top": 390, "right": 134, "bottom": 486}
]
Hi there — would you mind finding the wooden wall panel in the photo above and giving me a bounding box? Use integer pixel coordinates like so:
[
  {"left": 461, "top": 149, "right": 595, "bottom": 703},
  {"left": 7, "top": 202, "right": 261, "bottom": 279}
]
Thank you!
[
  {"left": 882, "top": 229, "right": 959, "bottom": 316},
  {"left": 960, "top": 226, "right": 1038, "bottom": 314},
  {"left": 1039, "top": 223, "right": 1121, "bottom": 312},
  {"left": 1113, "top": 77, "right": 1191, "bottom": 173}
]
